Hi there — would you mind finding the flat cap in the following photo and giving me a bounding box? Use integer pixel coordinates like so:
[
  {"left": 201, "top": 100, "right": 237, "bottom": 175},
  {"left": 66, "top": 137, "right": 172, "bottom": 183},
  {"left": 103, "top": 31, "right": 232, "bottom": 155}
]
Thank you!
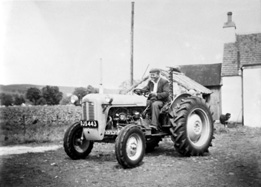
[{"left": 149, "top": 68, "right": 161, "bottom": 73}]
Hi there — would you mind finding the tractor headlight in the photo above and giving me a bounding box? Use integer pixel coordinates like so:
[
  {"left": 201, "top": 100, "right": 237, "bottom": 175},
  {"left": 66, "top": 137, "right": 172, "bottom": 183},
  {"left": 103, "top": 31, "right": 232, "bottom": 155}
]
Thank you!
[
  {"left": 105, "top": 96, "right": 113, "bottom": 104},
  {"left": 102, "top": 96, "right": 113, "bottom": 112},
  {"left": 70, "top": 95, "right": 81, "bottom": 106}
]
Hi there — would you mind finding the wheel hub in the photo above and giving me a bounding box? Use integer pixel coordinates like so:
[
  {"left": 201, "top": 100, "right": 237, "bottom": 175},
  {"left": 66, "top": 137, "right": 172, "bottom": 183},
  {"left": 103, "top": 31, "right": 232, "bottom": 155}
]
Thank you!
[
  {"left": 186, "top": 109, "right": 210, "bottom": 147},
  {"left": 187, "top": 114, "right": 203, "bottom": 143},
  {"left": 76, "top": 138, "right": 83, "bottom": 145},
  {"left": 193, "top": 118, "right": 202, "bottom": 135},
  {"left": 73, "top": 130, "right": 90, "bottom": 153},
  {"left": 129, "top": 142, "right": 137, "bottom": 155},
  {"left": 126, "top": 134, "right": 142, "bottom": 160}
]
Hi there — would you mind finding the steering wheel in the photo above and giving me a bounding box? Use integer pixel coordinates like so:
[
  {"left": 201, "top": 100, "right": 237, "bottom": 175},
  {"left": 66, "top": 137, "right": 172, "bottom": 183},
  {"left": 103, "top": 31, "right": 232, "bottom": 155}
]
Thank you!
[{"left": 133, "top": 88, "right": 150, "bottom": 97}]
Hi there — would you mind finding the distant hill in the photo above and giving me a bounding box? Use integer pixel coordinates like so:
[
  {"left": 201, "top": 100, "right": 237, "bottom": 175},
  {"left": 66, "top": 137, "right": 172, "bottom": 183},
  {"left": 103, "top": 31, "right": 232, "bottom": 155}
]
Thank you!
[{"left": 0, "top": 84, "right": 76, "bottom": 95}]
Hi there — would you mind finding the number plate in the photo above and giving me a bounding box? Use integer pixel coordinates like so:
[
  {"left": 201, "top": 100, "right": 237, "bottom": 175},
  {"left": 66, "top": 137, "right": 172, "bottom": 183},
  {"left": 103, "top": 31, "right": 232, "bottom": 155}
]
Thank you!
[
  {"left": 81, "top": 120, "right": 98, "bottom": 128},
  {"left": 104, "top": 130, "right": 118, "bottom": 135}
]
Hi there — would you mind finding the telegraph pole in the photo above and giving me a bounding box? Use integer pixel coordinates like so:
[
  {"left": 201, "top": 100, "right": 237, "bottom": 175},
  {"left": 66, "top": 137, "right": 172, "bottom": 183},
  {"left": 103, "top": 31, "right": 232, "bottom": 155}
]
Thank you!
[{"left": 130, "top": 2, "right": 134, "bottom": 86}]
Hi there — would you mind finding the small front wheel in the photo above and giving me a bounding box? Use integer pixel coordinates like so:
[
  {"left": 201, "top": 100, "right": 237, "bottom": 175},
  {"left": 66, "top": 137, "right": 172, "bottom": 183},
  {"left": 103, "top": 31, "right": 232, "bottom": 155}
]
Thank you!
[
  {"left": 115, "top": 124, "right": 145, "bottom": 168},
  {"left": 63, "top": 122, "right": 93, "bottom": 159}
]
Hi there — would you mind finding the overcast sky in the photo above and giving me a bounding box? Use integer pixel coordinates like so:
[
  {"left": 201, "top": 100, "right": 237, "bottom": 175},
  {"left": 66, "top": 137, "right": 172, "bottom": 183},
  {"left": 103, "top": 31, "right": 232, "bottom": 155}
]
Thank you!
[{"left": 0, "top": 0, "right": 261, "bottom": 88}]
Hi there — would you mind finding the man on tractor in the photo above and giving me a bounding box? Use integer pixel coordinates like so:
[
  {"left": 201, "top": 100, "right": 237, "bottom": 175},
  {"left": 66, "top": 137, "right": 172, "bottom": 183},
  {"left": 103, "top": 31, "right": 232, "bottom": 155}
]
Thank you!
[{"left": 141, "top": 68, "right": 171, "bottom": 131}]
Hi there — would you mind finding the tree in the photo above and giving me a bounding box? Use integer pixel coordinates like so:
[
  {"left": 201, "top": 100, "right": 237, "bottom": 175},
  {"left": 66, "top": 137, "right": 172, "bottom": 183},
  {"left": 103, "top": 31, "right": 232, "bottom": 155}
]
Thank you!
[
  {"left": 73, "top": 87, "right": 87, "bottom": 100},
  {"left": 26, "top": 87, "right": 42, "bottom": 105},
  {"left": 86, "top": 85, "right": 98, "bottom": 94},
  {"left": 13, "top": 94, "right": 25, "bottom": 105},
  {"left": 60, "top": 96, "right": 71, "bottom": 105},
  {"left": 0, "top": 93, "right": 13, "bottom": 106},
  {"left": 36, "top": 97, "right": 47, "bottom": 105},
  {"left": 42, "top": 86, "right": 63, "bottom": 105}
]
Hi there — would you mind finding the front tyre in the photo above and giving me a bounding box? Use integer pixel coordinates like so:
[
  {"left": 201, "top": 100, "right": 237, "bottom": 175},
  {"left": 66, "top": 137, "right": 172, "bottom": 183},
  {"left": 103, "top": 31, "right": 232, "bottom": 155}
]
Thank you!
[
  {"left": 63, "top": 122, "right": 93, "bottom": 159},
  {"left": 171, "top": 97, "right": 214, "bottom": 156},
  {"left": 115, "top": 124, "right": 145, "bottom": 168}
]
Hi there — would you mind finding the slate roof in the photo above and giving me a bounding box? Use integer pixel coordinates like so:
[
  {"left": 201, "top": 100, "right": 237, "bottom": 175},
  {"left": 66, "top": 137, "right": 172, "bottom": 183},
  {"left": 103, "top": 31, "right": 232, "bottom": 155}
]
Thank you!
[
  {"left": 172, "top": 71, "right": 212, "bottom": 94},
  {"left": 222, "top": 33, "right": 261, "bottom": 76},
  {"left": 222, "top": 43, "right": 239, "bottom": 76},
  {"left": 179, "top": 63, "right": 222, "bottom": 87}
]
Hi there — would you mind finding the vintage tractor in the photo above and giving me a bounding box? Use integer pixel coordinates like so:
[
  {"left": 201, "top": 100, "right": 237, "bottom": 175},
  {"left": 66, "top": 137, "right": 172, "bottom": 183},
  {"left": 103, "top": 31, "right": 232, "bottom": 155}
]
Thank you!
[{"left": 63, "top": 67, "right": 214, "bottom": 168}]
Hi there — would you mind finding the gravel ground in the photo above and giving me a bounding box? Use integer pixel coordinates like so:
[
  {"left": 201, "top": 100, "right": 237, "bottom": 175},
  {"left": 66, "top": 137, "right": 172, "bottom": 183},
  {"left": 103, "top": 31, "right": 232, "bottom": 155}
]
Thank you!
[{"left": 0, "top": 124, "right": 261, "bottom": 187}]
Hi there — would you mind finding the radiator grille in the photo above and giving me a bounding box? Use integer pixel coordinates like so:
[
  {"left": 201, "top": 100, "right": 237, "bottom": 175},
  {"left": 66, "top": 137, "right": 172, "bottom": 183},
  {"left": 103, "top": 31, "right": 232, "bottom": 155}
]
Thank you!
[
  {"left": 88, "top": 102, "right": 95, "bottom": 120},
  {"left": 82, "top": 102, "right": 87, "bottom": 120},
  {"left": 82, "top": 102, "right": 95, "bottom": 120}
]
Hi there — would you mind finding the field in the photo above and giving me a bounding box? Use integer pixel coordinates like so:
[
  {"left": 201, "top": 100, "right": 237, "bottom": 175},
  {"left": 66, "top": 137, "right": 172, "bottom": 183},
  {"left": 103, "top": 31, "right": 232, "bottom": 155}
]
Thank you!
[{"left": 0, "top": 106, "right": 81, "bottom": 145}]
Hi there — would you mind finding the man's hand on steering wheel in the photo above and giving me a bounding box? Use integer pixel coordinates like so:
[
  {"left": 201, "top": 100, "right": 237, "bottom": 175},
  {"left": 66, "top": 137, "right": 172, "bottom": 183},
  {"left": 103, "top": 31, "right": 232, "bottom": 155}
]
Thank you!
[
  {"left": 148, "top": 92, "right": 157, "bottom": 97},
  {"left": 148, "top": 92, "right": 157, "bottom": 101},
  {"left": 133, "top": 88, "right": 150, "bottom": 97}
]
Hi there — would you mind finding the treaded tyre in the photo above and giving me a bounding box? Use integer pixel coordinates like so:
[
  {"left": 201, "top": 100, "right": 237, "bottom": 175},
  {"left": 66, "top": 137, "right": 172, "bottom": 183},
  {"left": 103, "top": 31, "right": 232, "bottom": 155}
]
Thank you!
[
  {"left": 145, "top": 137, "right": 161, "bottom": 152},
  {"left": 170, "top": 96, "right": 214, "bottom": 156},
  {"left": 115, "top": 124, "right": 145, "bottom": 168},
  {"left": 64, "top": 122, "right": 94, "bottom": 159}
]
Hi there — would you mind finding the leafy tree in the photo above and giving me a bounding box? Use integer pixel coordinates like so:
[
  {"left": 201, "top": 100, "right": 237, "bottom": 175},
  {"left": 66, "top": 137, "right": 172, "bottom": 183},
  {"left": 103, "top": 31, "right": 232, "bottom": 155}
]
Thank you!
[
  {"left": 26, "top": 87, "right": 42, "bottom": 105},
  {"left": 36, "top": 97, "right": 47, "bottom": 105},
  {"left": 60, "top": 96, "right": 71, "bottom": 105},
  {"left": 42, "top": 86, "right": 63, "bottom": 105},
  {"left": 13, "top": 94, "right": 25, "bottom": 105},
  {"left": 86, "top": 85, "right": 98, "bottom": 94},
  {"left": 73, "top": 87, "right": 87, "bottom": 100},
  {"left": 0, "top": 93, "right": 13, "bottom": 106}
]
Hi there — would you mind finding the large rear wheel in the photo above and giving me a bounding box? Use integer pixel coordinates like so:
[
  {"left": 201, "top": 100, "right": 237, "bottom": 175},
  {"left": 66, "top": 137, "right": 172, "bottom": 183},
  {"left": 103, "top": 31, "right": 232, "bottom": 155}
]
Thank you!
[
  {"left": 115, "top": 124, "right": 145, "bottom": 168},
  {"left": 63, "top": 122, "right": 93, "bottom": 159},
  {"left": 170, "top": 97, "right": 214, "bottom": 156}
]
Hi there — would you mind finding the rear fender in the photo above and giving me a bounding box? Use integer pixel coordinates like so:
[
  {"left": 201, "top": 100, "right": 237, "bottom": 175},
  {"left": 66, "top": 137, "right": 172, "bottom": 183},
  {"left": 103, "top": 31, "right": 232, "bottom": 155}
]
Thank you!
[{"left": 168, "top": 93, "right": 191, "bottom": 117}]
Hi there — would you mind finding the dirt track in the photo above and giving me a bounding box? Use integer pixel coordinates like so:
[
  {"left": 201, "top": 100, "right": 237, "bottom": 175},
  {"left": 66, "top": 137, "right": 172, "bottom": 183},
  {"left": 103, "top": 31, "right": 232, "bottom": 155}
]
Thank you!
[{"left": 1, "top": 125, "right": 261, "bottom": 187}]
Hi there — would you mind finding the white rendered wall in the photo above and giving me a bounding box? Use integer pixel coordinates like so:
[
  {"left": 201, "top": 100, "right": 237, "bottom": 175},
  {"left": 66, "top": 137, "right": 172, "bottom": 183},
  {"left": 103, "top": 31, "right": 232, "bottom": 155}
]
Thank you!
[
  {"left": 221, "top": 76, "right": 242, "bottom": 123},
  {"left": 243, "top": 67, "right": 261, "bottom": 127}
]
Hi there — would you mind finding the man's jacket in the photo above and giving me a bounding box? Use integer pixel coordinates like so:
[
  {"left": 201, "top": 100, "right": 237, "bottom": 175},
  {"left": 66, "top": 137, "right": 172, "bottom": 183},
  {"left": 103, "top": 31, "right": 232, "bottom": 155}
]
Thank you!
[{"left": 143, "top": 77, "right": 170, "bottom": 102}]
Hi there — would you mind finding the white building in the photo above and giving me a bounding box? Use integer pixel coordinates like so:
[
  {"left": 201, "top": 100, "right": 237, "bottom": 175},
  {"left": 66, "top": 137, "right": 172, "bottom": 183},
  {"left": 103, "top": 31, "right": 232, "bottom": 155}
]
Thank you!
[{"left": 221, "top": 33, "right": 261, "bottom": 127}]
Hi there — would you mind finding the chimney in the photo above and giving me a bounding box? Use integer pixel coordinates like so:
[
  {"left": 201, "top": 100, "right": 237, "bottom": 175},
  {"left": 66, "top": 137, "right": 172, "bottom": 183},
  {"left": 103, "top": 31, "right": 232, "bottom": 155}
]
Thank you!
[
  {"left": 223, "top": 12, "right": 236, "bottom": 29},
  {"left": 222, "top": 12, "right": 237, "bottom": 43}
]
